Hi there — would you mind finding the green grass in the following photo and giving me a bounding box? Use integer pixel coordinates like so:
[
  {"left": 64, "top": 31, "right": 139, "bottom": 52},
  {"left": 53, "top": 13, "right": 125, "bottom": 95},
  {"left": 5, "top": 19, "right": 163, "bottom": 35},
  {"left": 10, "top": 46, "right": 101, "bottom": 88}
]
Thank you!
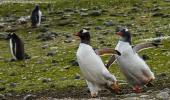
[{"left": 0, "top": 0, "right": 170, "bottom": 95}]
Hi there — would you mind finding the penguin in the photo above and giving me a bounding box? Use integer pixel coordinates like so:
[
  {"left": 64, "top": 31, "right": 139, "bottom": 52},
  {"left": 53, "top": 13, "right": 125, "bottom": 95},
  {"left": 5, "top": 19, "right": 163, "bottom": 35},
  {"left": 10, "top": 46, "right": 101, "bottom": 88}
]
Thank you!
[
  {"left": 8, "top": 33, "right": 24, "bottom": 60},
  {"left": 31, "top": 5, "right": 42, "bottom": 27},
  {"left": 104, "top": 27, "right": 160, "bottom": 93},
  {"left": 76, "top": 29, "right": 121, "bottom": 97}
]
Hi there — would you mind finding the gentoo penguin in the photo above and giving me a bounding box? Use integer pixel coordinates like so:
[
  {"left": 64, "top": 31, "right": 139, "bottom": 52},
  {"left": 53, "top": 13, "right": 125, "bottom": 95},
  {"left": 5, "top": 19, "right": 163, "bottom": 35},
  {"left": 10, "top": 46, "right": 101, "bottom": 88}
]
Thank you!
[
  {"left": 31, "top": 5, "right": 42, "bottom": 27},
  {"left": 105, "top": 28, "right": 159, "bottom": 93},
  {"left": 8, "top": 33, "right": 24, "bottom": 60},
  {"left": 76, "top": 29, "right": 121, "bottom": 97}
]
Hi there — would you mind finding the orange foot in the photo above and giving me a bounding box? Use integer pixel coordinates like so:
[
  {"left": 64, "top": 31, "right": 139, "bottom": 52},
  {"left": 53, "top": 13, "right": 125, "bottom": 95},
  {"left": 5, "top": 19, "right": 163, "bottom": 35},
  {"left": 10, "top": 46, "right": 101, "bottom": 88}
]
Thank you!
[
  {"left": 110, "top": 82, "right": 121, "bottom": 94},
  {"left": 133, "top": 85, "right": 142, "bottom": 93}
]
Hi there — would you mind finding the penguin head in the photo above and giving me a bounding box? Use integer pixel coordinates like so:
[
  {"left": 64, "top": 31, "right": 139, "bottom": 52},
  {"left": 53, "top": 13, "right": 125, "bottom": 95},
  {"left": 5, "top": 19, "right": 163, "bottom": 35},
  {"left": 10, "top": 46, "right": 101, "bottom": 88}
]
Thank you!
[
  {"left": 35, "top": 5, "right": 40, "bottom": 11},
  {"left": 116, "top": 27, "right": 132, "bottom": 44},
  {"left": 75, "top": 29, "right": 90, "bottom": 44},
  {"left": 7, "top": 33, "right": 17, "bottom": 39}
]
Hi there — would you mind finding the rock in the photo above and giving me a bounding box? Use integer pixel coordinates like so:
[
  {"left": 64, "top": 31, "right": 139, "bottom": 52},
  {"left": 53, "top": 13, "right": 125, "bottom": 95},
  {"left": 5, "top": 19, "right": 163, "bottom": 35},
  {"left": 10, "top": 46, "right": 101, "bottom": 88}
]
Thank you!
[
  {"left": 156, "top": 91, "right": 169, "bottom": 99},
  {"left": 60, "top": 77, "right": 67, "bottom": 81},
  {"left": 37, "top": 31, "right": 58, "bottom": 41},
  {"left": 64, "top": 8, "right": 74, "bottom": 12},
  {"left": 9, "top": 72, "right": 16, "bottom": 76},
  {"left": 75, "top": 73, "right": 80, "bottom": 80},
  {"left": 42, "top": 78, "right": 51, "bottom": 83},
  {"left": 17, "top": 16, "right": 30, "bottom": 24},
  {"left": 80, "top": 8, "right": 88, "bottom": 12},
  {"left": 140, "top": 95, "right": 149, "bottom": 98},
  {"left": 0, "top": 94, "right": 6, "bottom": 100},
  {"left": 0, "top": 33, "right": 8, "bottom": 40},
  {"left": 39, "top": 27, "right": 49, "bottom": 32},
  {"left": 23, "top": 94, "right": 36, "bottom": 100},
  {"left": 51, "top": 59, "right": 58, "bottom": 64},
  {"left": 0, "top": 87, "right": 5, "bottom": 91},
  {"left": 90, "top": 10, "right": 102, "bottom": 16},
  {"left": 104, "top": 21, "right": 113, "bottom": 26},
  {"left": 80, "top": 12, "right": 89, "bottom": 17},
  {"left": 95, "top": 26, "right": 102, "bottom": 30},
  {"left": 46, "top": 50, "right": 56, "bottom": 56},
  {"left": 123, "top": 97, "right": 139, "bottom": 100},
  {"left": 9, "top": 82, "right": 17, "bottom": 87},
  {"left": 152, "top": 12, "right": 164, "bottom": 17},
  {"left": 141, "top": 54, "right": 150, "bottom": 61},
  {"left": 42, "top": 44, "right": 49, "bottom": 49},
  {"left": 0, "top": 23, "right": 5, "bottom": 29},
  {"left": 164, "top": 0, "right": 170, "bottom": 2},
  {"left": 131, "top": 7, "right": 140, "bottom": 13},
  {"left": 69, "top": 60, "right": 79, "bottom": 66},
  {"left": 64, "top": 66, "right": 70, "bottom": 70},
  {"left": 64, "top": 38, "right": 73, "bottom": 43},
  {"left": 58, "top": 19, "right": 71, "bottom": 26}
]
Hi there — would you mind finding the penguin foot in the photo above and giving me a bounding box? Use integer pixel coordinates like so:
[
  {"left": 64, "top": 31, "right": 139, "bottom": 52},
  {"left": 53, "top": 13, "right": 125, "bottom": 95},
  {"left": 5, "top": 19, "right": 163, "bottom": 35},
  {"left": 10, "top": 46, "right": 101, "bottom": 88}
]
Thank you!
[
  {"left": 145, "top": 78, "right": 154, "bottom": 87},
  {"left": 132, "top": 85, "right": 142, "bottom": 93},
  {"left": 90, "top": 92, "right": 98, "bottom": 98},
  {"left": 110, "top": 82, "right": 120, "bottom": 94}
]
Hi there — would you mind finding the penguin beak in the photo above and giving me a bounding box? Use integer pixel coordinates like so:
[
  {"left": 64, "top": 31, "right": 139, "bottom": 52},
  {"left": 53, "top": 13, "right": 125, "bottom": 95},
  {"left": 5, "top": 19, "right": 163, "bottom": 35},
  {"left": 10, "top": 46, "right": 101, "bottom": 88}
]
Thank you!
[
  {"left": 116, "top": 32, "right": 123, "bottom": 36},
  {"left": 75, "top": 32, "right": 80, "bottom": 36}
]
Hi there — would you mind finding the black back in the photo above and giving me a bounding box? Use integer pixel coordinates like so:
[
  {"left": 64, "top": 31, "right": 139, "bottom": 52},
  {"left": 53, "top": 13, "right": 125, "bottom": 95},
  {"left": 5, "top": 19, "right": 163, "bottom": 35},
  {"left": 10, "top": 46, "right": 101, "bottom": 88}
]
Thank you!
[
  {"left": 9, "top": 33, "right": 24, "bottom": 60},
  {"left": 31, "top": 5, "right": 40, "bottom": 27}
]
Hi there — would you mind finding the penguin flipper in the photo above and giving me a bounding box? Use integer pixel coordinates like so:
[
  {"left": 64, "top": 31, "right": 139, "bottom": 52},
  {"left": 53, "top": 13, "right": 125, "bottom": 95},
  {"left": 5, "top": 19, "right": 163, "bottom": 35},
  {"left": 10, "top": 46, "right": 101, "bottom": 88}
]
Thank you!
[
  {"left": 94, "top": 48, "right": 121, "bottom": 56},
  {"left": 105, "top": 55, "right": 116, "bottom": 69},
  {"left": 133, "top": 42, "right": 162, "bottom": 52}
]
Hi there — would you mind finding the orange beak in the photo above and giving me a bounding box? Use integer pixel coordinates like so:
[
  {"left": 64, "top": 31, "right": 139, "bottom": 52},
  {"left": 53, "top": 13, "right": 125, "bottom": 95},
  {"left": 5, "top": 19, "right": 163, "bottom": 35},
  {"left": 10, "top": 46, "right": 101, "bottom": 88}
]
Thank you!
[
  {"left": 75, "top": 32, "right": 80, "bottom": 36},
  {"left": 116, "top": 32, "right": 123, "bottom": 36}
]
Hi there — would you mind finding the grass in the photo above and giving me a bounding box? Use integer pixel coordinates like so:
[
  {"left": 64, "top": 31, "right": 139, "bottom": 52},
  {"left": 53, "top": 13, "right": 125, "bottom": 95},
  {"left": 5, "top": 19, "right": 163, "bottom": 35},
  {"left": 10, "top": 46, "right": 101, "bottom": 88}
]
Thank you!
[{"left": 0, "top": 0, "right": 170, "bottom": 97}]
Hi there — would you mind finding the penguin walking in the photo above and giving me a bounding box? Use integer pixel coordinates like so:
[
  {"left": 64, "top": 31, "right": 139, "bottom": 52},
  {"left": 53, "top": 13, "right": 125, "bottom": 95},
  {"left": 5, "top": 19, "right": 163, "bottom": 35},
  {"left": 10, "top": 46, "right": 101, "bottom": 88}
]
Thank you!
[
  {"left": 8, "top": 33, "right": 25, "bottom": 60},
  {"left": 31, "top": 5, "right": 42, "bottom": 27},
  {"left": 76, "top": 29, "right": 120, "bottom": 97},
  {"left": 104, "top": 27, "right": 160, "bottom": 93}
]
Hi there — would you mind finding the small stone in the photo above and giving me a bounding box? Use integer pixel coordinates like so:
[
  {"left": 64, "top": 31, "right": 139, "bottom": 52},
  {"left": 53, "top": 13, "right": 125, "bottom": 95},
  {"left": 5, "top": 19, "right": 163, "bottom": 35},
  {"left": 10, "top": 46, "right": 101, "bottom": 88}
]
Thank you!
[
  {"left": 9, "top": 72, "right": 16, "bottom": 76},
  {"left": 90, "top": 10, "right": 102, "bottom": 16},
  {"left": 42, "top": 78, "right": 51, "bottom": 83},
  {"left": 0, "top": 94, "right": 6, "bottom": 100},
  {"left": 152, "top": 12, "right": 164, "bottom": 17},
  {"left": 95, "top": 26, "right": 102, "bottom": 30},
  {"left": 141, "top": 54, "right": 150, "bottom": 61},
  {"left": 75, "top": 73, "right": 80, "bottom": 80},
  {"left": 37, "top": 31, "right": 58, "bottom": 41},
  {"left": 64, "top": 38, "right": 73, "bottom": 43},
  {"left": 18, "top": 16, "right": 30, "bottom": 24},
  {"left": 42, "top": 44, "right": 49, "bottom": 49},
  {"left": 23, "top": 94, "right": 36, "bottom": 100},
  {"left": 123, "top": 97, "right": 139, "bottom": 100},
  {"left": 80, "top": 12, "right": 89, "bottom": 17},
  {"left": 60, "top": 77, "right": 67, "bottom": 81},
  {"left": 10, "top": 82, "right": 17, "bottom": 87},
  {"left": 69, "top": 60, "right": 79, "bottom": 66},
  {"left": 58, "top": 19, "right": 71, "bottom": 26},
  {"left": 0, "top": 87, "right": 6, "bottom": 91},
  {"left": 140, "top": 95, "right": 149, "bottom": 98},
  {"left": 64, "top": 66, "right": 70, "bottom": 70},
  {"left": 104, "top": 21, "right": 113, "bottom": 26},
  {"left": 156, "top": 91, "right": 169, "bottom": 99},
  {"left": 46, "top": 51, "right": 56, "bottom": 56}
]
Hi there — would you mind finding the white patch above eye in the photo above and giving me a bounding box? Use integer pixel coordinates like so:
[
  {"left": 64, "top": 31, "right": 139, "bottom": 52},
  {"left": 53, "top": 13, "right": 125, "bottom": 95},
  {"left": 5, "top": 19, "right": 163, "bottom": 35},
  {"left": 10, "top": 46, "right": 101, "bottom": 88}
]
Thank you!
[
  {"left": 82, "top": 29, "right": 88, "bottom": 33},
  {"left": 125, "top": 28, "right": 128, "bottom": 32}
]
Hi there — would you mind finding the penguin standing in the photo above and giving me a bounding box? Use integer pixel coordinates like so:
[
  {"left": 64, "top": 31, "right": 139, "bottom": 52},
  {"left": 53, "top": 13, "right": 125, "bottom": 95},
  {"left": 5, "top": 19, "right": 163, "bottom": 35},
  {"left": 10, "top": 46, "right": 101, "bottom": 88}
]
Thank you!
[
  {"left": 31, "top": 5, "right": 42, "bottom": 27},
  {"left": 8, "top": 33, "right": 24, "bottom": 60},
  {"left": 105, "top": 28, "right": 160, "bottom": 93},
  {"left": 76, "top": 29, "right": 120, "bottom": 97}
]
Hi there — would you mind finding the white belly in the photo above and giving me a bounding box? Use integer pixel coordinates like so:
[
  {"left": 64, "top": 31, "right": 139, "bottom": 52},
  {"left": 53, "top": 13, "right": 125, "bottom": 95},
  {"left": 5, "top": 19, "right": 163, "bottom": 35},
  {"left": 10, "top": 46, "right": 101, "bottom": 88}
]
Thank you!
[
  {"left": 115, "top": 41, "right": 154, "bottom": 85},
  {"left": 77, "top": 44, "right": 111, "bottom": 84}
]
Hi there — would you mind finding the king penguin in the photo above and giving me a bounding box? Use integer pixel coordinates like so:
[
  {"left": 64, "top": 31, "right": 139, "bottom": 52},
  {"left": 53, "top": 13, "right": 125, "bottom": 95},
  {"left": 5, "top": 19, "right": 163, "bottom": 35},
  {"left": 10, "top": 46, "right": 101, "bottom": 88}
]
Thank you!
[
  {"left": 105, "top": 27, "right": 160, "bottom": 93},
  {"left": 76, "top": 29, "right": 121, "bottom": 97},
  {"left": 31, "top": 5, "right": 42, "bottom": 27},
  {"left": 8, "top": 33, "right": 25, "bottom": 60}
]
